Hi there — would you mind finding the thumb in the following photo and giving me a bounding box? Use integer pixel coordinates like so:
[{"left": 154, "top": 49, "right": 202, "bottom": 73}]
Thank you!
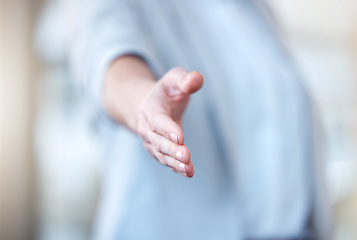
[
  {"left": 161, "top": 68, "right": 204, "bottom": 97},
  {"left": 181, "top": 71, "right": 204, "bottom": 94}
]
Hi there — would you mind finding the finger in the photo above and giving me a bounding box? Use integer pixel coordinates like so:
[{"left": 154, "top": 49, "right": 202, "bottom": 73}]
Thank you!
[
  {"left": 150, "top": 113, "right": 184, "bottom": 145},
  {"left": 162, "top": 68, "right": 204, "bottom": 95},
  {"left": 185, "top": 161, "right": 194, "bottom": 178},
  {"left": 182, "top": 71, "right": 204, "bottom": 94},
  {"left": 172, "top": 168, "right": 189, "bottom": 178},
  {"left": 155, "top": 151, "right": 186, "bottom": 173},
  {"left": 147, "top": 131, "right": 191, "bottom": 164},
  {"left": 145, "top": 143, "right": 192, "bottom": 177}
]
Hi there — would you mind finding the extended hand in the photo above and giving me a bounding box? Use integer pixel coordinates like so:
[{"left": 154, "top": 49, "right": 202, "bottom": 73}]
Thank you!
[{"left": 136, "top": 68, "right": 204, "bottom": 177}]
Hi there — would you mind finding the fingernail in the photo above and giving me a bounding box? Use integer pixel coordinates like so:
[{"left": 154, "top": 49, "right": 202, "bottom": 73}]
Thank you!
[
  {"left": 185, "top": 163, "right": 193, "bottom": 173},
  {"left": 175, "top": 151, "right": 183, "bottom": 161},
  {"left": 170, "top": 133, "right": 178, "bottom": 144}
]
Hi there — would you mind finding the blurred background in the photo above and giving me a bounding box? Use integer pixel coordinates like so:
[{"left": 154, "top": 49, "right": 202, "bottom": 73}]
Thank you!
[{"left": 0, "top": 0, "right": 356, "bottom": 239}]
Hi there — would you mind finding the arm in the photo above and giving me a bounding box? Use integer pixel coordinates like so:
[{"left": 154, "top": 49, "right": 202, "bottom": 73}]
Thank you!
[
  {"left": 103, "top": 55, "right": 203, "bottom": 177},
  {"left": 64, "top": 0, "right": 202, "bottom": 177}
]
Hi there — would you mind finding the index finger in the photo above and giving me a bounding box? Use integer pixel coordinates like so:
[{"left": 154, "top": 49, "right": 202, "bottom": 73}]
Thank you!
[{"left": 149, "top": 113, "right": 184, "bottom": 145}]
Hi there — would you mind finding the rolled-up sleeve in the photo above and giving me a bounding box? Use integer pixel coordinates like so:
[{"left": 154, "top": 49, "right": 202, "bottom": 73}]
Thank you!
[{"left": 65, "top": 0, "right": 160, "bottom": 120}]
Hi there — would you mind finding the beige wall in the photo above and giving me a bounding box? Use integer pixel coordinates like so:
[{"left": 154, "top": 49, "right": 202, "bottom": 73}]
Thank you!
[{"left": 0, "top": 0, "right": 42, "bottom": 239}]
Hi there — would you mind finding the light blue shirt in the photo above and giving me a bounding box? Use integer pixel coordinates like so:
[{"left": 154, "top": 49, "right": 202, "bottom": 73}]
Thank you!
[{"left": 69, "top": 0, "right": 317, "bottom": 239}]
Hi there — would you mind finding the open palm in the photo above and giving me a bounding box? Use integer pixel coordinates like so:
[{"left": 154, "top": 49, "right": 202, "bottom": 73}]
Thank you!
[{"left": 136, "top": 68, "right": 204, "bottom": 177}]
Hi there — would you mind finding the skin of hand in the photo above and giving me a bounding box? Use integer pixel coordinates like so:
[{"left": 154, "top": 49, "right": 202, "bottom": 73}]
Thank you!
[{"left": 103, "top": 55, "right": 204, "bottom": 178}]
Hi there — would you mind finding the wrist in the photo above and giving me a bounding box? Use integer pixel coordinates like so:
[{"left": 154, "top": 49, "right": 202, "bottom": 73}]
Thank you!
[{"left": 103, "top": 55, "right": 157, "bottom": 132}]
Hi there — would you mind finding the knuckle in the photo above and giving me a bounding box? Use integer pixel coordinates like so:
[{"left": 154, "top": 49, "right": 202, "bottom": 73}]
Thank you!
[
  {"left": 175, "top": 160, "right": 181, "bottom": 169},
  {"left": 163, "top": 122, "right": 173, "bottom": 137},
  {"left": 163, "top": 155, "right": 172, "bottom": 167},
  {"left": 171, "top": 160, "right": 178, "bottom": 170},
  {"left": 167, "top": 156, "right": 178, "bottom": 169},
  {"left": 170, "top": 144, "right": 178, "bottom": 156},
  {"left": 156, "top": 152, "right": 165, "bottom": 164},
  {"left": 148, "top": 116, "right": 156, "bottom": 132},
  {"left": 153, "top": 136, "right": 161, "bottom": 151}
]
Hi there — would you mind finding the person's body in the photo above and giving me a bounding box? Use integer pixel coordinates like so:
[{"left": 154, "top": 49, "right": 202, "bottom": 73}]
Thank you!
[{"left": 68, "top": 0, "right": 323, "bottom": 239}]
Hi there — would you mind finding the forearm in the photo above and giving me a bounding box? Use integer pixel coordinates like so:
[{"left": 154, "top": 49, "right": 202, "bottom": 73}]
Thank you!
[{"left": 103, "top": 55, "right": 155, "bottom": 132}]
